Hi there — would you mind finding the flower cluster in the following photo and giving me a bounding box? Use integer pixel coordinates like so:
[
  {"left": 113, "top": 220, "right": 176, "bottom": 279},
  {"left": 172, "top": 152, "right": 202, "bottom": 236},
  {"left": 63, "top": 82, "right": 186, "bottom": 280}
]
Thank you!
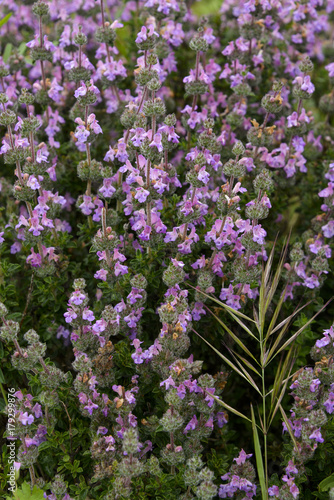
[{"left": 0, "top": 0, "right": 334, "bottom": 497}]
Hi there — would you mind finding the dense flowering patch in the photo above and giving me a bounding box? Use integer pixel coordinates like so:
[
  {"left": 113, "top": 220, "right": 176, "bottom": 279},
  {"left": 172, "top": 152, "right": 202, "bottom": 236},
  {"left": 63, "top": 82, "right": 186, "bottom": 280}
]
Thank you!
[{"left": 0, "top": 0, "right": 334, "bottom": 498}]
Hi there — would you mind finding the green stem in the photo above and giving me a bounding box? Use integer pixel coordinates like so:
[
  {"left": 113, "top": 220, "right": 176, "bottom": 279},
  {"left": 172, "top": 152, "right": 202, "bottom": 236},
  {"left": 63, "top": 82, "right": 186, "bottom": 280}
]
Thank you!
[
  {"left": 0, "top": 381, "right": 7, "bottom": 402},
  {"left": 29, "top": 465, "right": 36, "bottom": 486}
]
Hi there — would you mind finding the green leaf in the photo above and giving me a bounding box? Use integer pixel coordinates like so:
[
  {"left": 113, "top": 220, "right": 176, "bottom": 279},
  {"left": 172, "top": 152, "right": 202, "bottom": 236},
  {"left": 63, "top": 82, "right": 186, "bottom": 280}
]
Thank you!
[
  {"left": 251, "top": 405, "right": 267, "bottom": 500},
  {"left": 37, "top": 441, "right": 51, "bottom": 452},
  {"left": 3, "top": 43, "right": 12, "bottom": 63},
  {"left": 18, "top": 42, "right": 28, "bottom": 55},
  {"left": 6, "top": 482, "right": 45, "bottom": 500},
  {"left": 318, "top": 473, "right": 334, "bottom": 492},
  {"left": 0, "top": 12, "right": 12, "bottom": 28}
]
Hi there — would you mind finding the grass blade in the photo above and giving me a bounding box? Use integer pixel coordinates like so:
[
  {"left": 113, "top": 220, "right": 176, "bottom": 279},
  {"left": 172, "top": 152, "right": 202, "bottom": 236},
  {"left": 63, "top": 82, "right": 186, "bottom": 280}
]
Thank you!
[
  {"left": 192, "top": 329, "right": 262, "bottom": 395},
  {"left": 269, "top": 301, "right": 312, "bottom": 336},
  {"left": 279, "top": 403, "right": 300, "bottom": 457},
  {"left": 208, "top": 391, "right": 252, "bottom": 423},
  {"left": 265, "top": 368, "right": 301, "bottom": 397},
  {"left": 0, "top": 12, "right": 12, "bottom": 28},
  {"left": 268, "top": 349, "right": 295, "bottom": 427},
  {"left": 259, "top": 235, "right": 290, "bottom": 335},
  {"left": 268, "top": 299, "right": 331, "bottom": 362},
  {"left": 227, "top": 309, "right": 258, "bottom": 341},
  {"left": 251, "top": 404, "right": 267, "bottom": 500},
  {"left": 187, "top": 282, "right": 255, "bottom": 322},
  {"left": 228, "top": 348, "right": 261, "bottom": 377},
  {"left": 223, "top": 344, "right": 262, "bottom": 392},
  {"left": 265, "top": 286, "right": 286, "bottom": 342},
  {"left": 264, "top": 236, "right": 290, "bottom": 311},
  {"left": 205, "top": 307, "right": 259, "bottom": 363}
]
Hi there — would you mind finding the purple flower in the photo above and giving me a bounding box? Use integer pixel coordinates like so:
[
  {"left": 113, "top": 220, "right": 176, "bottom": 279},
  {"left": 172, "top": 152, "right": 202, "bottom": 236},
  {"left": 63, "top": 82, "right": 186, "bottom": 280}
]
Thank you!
[
  {"left": 325, "top": 62, "right": 334, "bottom": 77},
  {"left": 82, "top": 309, "right": 95, "bottom": 321},
  {"left": 316, "top": 326, "right": 334, "bottom": 348},
  {"left": 252, "top": 224, "right": 266, "bottom": 244},
  {"left": 222, "top": 41, "right": 235, "bottom": 56},
  {"left": 94, "top": 269, "right": 108, "bottom": 281},
  {"left": 216, "top": 412, "right": 228, "bottom": 428},
  {"left": 18, "top": 412, "right": 34, "bottom": 425},
  {"left": 78, "top": 392, "right": 87, "bottom": 404},
  {"left": 204, "top": 388, "right": 215, "bottom": 407},
  {"left": 149, "top": 133, "right": 163, "bottom": 152},
  {"left": 135, "top": 24, "right": 158, "bottom": 44},
  {"left": 99, "top": 178, "right": 116, "bottom": 198},
  {"left": 64, "top": 309, "right": 77, "bottom": 324},
  {"left": 176, "top": 384, "right": 186, "bottom": 399},
  {"left": 134, "top": 187, "right": 150, "bottom": 203},
  {"left": 74, "top": 125, "right": 90, "bottom": 143},
  {"left": 74, "top": 80, "right": 100, "bottom": 98},
  {"left": 84, "top": 399, "right": 99, "bottom": 415},
  {"left": 324, "top": 392, "right": 334, "bottom": 414},
  {"left": 322, "top": 220, "right": 334, "bottom": 238},
  {"left": 234, "top": 449, "right": 253, "bottom": 465},
  {"left": 293, "top": 75, "right": 315, "bottom": 94},
  {"left": 32, "top": 403, "right": 42, "bottom": 418},
  {"left": 105, "top": 435, "right": 115, "bottom": 451},
  {"left": 92, "top": 319, "right": 107, "bottom": 334},
  {"left": 114, "top": 262, "right": 128, "bottom": 276},
  {"left": 197, "top": 166, "right": 210, "bottom": 184},
  {"left": 97, "top": 426, "right": 108, "bottom": 435},
  {"left": 309, "top": 428, "right": 324, "bottom": 443},
  {"left": 192, "top": 302, "right": 206, "bottom": 321},
  {"left": 27, "top": 175, "right": 41, "bottom": 190},
  {"left": 160, "top": 376, "right": 176, "bottom": 390},
  {"left": 69, "top": 291, "right": 86, "bottom": 305},
  {"left": 127, "top": 288, "right": 144, "bottom": 305},
  {"left": 56, "top": 326, "right": 70, "bottom": 340},
  {"left": 79, "top": 196, "right": 95, "bottom": 215},
  {"left": 268, "top": 485, "right": 280, "bottom": 497},
  {"left": 309, "top": 378, "right": 321, "bottom": 392},
  {"left": 184, "top": 415, "right": 198, "bottom": 433},
  {"left": 285, "top": 460, "right": 298, "bottom": 475}
]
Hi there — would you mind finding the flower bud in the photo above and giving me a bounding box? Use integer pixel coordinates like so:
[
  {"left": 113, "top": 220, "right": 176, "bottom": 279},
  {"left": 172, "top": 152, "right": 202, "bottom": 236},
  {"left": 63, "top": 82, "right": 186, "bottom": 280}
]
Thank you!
[
  {"left": 299, "top": 56, "right": 314, "bottom": 74},
  {"left": 32, "top": 0, "right": 49, "bottom": 17},
  {"left": 232, "top": 140, "right": 245, "bottom": 157}
]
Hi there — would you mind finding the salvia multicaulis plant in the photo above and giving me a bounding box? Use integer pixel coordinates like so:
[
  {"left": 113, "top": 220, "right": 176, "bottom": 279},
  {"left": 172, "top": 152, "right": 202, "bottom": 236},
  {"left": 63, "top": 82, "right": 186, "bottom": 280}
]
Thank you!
[{"left": 0, "top": 0, "right": 334, "bottom": 499}]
